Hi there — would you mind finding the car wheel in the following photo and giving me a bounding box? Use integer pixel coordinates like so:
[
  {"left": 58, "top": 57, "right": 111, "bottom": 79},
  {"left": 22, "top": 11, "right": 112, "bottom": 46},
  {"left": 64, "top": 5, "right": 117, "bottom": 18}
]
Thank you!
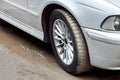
[{"left": 49, "top": 9, "right": 92, "bottom": 74}]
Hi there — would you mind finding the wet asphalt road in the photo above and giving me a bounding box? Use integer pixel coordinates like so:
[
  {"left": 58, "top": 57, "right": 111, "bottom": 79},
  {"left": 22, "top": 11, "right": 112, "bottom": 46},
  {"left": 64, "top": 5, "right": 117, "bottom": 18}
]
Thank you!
[{"left": 0, "top": 19, "right": 120, "bottom": 80}]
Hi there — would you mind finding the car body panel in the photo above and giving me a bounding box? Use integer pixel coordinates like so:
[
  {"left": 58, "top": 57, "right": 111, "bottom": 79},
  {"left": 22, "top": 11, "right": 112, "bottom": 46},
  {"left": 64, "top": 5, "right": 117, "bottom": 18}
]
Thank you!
[
  {"left": 0, "top": 0, "right": 44, "bottom": 40},
  {"left": 1, "top": 0, "right": 120, "bottom": 70},
  {"left": 6, "top": 0, "right": 27, "bottom": 8},
  {"left": 82, "top": 28, "right": 120, "bottom": 69}
]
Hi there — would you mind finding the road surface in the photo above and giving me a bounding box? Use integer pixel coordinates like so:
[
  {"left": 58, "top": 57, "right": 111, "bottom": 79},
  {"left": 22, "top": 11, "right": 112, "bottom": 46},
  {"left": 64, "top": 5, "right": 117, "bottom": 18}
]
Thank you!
[{"left": 0, "top": 19, "right": 120, "bottom": 80}]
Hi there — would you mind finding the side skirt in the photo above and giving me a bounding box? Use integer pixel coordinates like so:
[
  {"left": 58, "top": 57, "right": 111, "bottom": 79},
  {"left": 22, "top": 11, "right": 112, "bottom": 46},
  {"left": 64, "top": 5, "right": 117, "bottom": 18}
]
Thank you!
[{"left": 0, "top": 12, "right": 44, "bottom": 41}]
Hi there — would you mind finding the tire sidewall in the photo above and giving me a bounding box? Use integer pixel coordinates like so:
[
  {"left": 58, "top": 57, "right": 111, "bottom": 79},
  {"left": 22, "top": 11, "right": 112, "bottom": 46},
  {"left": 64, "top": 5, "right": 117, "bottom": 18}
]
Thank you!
[{"left": 49, "top": 10, "right": 78, "bottom": 73}]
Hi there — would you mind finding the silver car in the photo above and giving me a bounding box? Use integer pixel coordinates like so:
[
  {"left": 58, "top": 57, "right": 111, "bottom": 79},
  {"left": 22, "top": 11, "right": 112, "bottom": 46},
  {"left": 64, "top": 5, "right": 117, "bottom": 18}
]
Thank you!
[{"left": 0, "top": 0, "right": 120, "bottom": 74}]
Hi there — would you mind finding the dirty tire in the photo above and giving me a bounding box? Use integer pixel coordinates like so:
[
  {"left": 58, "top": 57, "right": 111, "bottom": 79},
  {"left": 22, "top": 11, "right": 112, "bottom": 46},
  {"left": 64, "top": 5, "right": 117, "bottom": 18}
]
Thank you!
[{"left": 49, "top": 9, "right": 92, "bottom": 74}]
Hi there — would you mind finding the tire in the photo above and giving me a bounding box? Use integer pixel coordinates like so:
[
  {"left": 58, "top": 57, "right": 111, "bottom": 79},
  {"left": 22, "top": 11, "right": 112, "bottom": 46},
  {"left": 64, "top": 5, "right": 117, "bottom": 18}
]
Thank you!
[{"left": 49, "top": 9, "right": 92, "bottom": 74}]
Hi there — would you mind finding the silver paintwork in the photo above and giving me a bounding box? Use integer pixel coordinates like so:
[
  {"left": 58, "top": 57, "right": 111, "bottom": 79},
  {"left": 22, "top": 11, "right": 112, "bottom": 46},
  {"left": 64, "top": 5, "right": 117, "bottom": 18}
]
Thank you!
[
  {"left": 1, "top": 0, "right": 120, "bottom": 70},
  {"left": 82, "top": 28, "right": 120, "bottom": 70},
  {"left": 53, "top": 19, "right": 74, "bottom": 65},
  {"left": 85, "top": 29, "right": 120, "bottom": 45}
]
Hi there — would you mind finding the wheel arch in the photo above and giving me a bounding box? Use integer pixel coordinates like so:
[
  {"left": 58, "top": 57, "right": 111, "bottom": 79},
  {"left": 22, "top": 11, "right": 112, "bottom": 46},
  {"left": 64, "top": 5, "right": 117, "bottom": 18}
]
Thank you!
[{"left": 41, "top": 3, "right": 81, "bottom": 43}]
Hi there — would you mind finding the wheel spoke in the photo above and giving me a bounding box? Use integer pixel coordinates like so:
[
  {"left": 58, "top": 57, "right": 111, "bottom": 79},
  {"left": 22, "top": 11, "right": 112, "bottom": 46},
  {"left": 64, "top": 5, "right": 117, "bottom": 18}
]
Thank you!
[
  {"left": 66, "top": 48, "right": 69, "bottom": 63},
  {"left": 56, "top": 42, "right": 63, "bottom": 47},
  {"left": 59, "top": 21, "right": 66, "bottom": 34},
  {"left": 54, "top": 36, "right": 61, "bottom": 41},
  {"left": 54, "top": 29, "right": 64, "bottom": 39},
  {"left": 68, "top": 40, "right": 72, "bottom": 44},
  {"left": 59, "top": 47, "right": 64, "bottom": 54},
  {"left": 55, "top": 24, "right": 63, "bottom": 35},
  {"left": 68, "top": 43, "right": 73, "bottom": 51},
  {"left": 65, "top": 25, "right": 70, "bottom": 37},
  {"left": 63, "top": 47, "right": 66, "bottom": 60},
  {"left": 57, "top": 21, "right": 62, "bottom": 27},
  {"left": 68, "top": 47, "right": 73, "bottom": 59}
]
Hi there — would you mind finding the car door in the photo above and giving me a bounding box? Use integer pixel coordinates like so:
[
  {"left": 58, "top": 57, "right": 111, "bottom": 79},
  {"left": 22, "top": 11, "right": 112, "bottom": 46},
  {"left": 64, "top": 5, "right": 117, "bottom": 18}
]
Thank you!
[
  {"left": 28, "top": 0, "right": 41, "bottom": 13},
  {"left": 5, "top": 0, "right": 28, "bottom": 8},
  {"left": 26, "top": 0, "right": 44, "bottom": 30},
  {"left": 0, "top": 0, "right": 28, "bottom": 24},
  {"left": 0, "top": 0, "right": 43, "bottom": 31}
]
